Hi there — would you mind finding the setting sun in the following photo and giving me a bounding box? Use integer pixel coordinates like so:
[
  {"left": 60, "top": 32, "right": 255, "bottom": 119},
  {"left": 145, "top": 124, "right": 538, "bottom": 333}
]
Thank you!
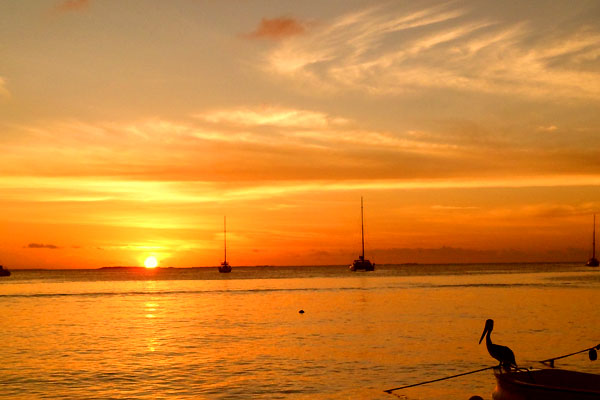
[{"left": 144, "top": 256, "right": 158, "bottom": 269}]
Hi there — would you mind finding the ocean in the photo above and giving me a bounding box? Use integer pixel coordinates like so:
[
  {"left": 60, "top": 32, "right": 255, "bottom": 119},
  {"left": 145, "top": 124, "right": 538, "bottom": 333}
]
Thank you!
[{"left": 1, "top": 263, "right": 599, "bottom": 399}]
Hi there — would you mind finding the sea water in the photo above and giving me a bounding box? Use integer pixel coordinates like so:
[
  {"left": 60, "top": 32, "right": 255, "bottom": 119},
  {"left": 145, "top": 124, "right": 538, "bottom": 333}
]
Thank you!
[{"left": 1, "top": 264, "right": 599, "bottom": 399}]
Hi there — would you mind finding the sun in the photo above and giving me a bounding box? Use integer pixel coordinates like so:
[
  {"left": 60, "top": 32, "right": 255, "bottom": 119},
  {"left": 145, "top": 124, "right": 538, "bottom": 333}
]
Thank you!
[{"left": 144, "top": 256, "right": 158, "bottom": 269}]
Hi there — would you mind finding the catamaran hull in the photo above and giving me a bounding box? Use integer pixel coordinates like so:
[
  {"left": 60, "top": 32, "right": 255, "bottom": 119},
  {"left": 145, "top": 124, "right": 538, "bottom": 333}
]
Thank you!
[
  {"left": 218, "top": 265, "right": 232, "bottom": 273},
  {"left": 349, "top": 260, "right": 374, "bottom": 271},
  {"left": 493, "top": 369, "right": 600, "bottom": 400}
]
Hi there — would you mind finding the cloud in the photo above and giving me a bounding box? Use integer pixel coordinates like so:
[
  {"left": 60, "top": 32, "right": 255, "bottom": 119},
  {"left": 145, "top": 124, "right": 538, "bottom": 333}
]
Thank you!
[
  {"left": 431, "top": 205, "right": 480, "bottom": 211},
  {"left": 26, "top": 243, "right": 60, "bottom": 249},
  {"left": 54, "top": 0, "right": 89, "bottom": 13},
  {"left": 244, "top": 17, "right": 307, "bottom": 40},
  {"left": 490, "top": 203, "right": 600, "bottom": 220},
  {"left": 537, "top": 125, "right": 558, "bottom": 132},
  {"left": 195, "top": 106, "right": 347, "bottom": 128},
  {"left": 264, "top": 2, "right": 600, "bottom": 100},
  {"left": 2, "top": 105, "right": 600, "bottom": 192},
  {"left": 0, "top": 77, "right": 9, "bottom": 98}
]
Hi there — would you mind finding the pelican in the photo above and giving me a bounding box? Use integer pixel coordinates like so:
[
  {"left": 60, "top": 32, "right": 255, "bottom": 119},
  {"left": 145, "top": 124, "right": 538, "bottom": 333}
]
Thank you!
[{"left": 479, "top": 319, "right": 517, "bottom": 369}]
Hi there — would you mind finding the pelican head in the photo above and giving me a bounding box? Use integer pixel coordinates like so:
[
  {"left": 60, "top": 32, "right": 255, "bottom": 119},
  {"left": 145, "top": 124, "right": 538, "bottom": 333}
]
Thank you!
[{"left": 479, "top": 319, "right": 494, "bottom": 344}]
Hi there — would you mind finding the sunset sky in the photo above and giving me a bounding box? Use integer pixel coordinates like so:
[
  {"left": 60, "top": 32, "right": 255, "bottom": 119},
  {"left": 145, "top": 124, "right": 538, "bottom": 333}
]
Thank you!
[{"left": 1, "top": 0, "right": 600, "bottom": 268}]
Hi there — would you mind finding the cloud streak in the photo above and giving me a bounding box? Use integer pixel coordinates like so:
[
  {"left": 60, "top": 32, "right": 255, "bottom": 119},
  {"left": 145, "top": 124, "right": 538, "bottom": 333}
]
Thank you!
[
  {"left": 244, "top": 17, "right": 307, "bottom": 40},
  {"left": 0, "top": 77, "right": 9, "bottom": 98},
  {"left": 26, "top": 243, "right": 60, "bottom": 249},
  {"left": 2, "top": 104, "right": 599, "bottom": 188},
  {"left": 54, "top": 0, "right": 90, "bottom": 13},
  {"left": 265, "top": 2, "right": 600, "bottom": 100}
]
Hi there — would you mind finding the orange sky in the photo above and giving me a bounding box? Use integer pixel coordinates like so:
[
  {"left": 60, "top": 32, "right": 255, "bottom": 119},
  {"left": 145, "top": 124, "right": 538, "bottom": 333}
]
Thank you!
[{"left": 1, "top": 1, "right": 600, "bottom": 268}]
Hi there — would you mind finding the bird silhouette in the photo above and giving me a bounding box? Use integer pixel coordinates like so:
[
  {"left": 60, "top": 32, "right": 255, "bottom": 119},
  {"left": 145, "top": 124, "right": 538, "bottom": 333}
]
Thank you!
[{"left": 479, "top": 319, "right": 517, "bottom": 369}]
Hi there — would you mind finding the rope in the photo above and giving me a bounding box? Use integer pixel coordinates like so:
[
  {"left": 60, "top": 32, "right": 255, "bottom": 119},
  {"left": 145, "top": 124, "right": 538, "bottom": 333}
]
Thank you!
[
  {"left": 383, "top": 365, "right": 496, "bottom": 393},
  {"left": 539, "top": 343, "right": 600, "bottom": 367},
  {"left": 384, "top": 342, "right": 600, "bottom": 394}
]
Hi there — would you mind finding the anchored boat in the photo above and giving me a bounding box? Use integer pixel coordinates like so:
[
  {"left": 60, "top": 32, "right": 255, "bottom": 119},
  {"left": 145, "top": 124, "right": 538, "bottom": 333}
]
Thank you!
[
  {"left": 385, "top": 322, "right": 600, "bottom": 398},
  {"left": 218, "top": 216, "right": 232, "bottom": 273},
  {"left": 0, "top": 265, "right": 10, "bottom": 277},
  {"left": 349, "top": 197, "right": 374, "bottom": 271},
  {"left": 485, "top": 320, "right": 600, "bottom": 399},
  {"left": 493, "top": 368, "right": 600, "bottom": 400}
]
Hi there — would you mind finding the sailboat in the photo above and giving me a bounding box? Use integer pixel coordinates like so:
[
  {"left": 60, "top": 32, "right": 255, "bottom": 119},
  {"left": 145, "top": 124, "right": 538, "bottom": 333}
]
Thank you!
[
  {"left": 0, "top": 265, "right": 10, "bottom": 277},
  {"left": 586, "top": 214, "right": 599, "bottom": 267},
  {"left": 349, "top": 197, "right": 375, "bottom": 271},
  {"left": 218, "top": 216, "right": 232, "bottom": 273}
]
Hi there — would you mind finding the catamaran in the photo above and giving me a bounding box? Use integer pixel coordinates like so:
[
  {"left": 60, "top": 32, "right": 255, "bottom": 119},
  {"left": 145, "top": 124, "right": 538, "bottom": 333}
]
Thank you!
[
  {"left": 218, "top": 216, "right": 232, "bottom": 273},
  {"left": 586, "top": 214, "right": 599, "bottom": 267},
  {"left": 349, "top": 197, "right": 375, "bottom": 271}
]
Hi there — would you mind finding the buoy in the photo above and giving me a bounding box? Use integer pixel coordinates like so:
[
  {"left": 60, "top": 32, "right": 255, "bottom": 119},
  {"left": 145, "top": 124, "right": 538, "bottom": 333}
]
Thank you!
[
  {"left": 299, "top": 309, "right": 304, "bottom": 314},
  {"left": 590, "top": 349, "right": 598, "bottom": 361},
  {"left": 468, "top": 396, "right": 484, "bottom": 400}
]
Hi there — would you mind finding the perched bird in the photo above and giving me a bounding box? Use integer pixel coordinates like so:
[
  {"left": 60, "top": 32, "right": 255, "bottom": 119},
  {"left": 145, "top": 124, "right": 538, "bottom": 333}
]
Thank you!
[{"left": 479, "top": 319, "right": 517, "bottom": 369}]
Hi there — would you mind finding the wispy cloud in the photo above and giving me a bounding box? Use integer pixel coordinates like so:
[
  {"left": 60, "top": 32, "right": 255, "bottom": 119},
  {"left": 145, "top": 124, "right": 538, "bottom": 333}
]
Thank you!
[
  {"left": 490, "top": 203, "right": 600, "bottom": 220},
  {"left": 26, "top": 243, "right": 60, "bottom": 249},
  {"left": 244, "top": 17, "right": 307, "bottom": 40},
  {"left": 431, "top": 205, "right": 480, "bottom": 211},
  {"left": 264, "top": 2, "right": 600, "bottom": 100},
  {"left": 537, "top": 125, "right": 558, "bottom": 132},
  {"left": 195, "top": 106, "right": 349, "bottom": 129},
  {"left": 0, "top": 77, "right": 9, "bottom": 98},
  {"left": 54, "top": 0, "right": 90, "bottom": 13},
  {"left": 2, "top": 104, "right": 599, "bottom": 189}
]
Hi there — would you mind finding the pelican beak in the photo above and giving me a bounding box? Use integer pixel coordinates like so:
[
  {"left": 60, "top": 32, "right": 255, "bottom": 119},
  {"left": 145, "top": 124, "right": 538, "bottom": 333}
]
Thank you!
[{"left": 479, "top": 327, "right": 488, "bottom": 344}]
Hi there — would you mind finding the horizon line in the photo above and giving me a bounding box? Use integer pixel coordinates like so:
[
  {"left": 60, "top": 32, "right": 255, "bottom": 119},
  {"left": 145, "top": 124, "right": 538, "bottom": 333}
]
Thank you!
[{"left": 5, "top": 260, "right": 585, "bottom": 270}]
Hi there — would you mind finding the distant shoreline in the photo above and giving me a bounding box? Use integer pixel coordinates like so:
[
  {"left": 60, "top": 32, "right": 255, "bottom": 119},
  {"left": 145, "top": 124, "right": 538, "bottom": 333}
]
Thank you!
[{"left": 5, "top": 261, "right": 586, "bottom": 270}]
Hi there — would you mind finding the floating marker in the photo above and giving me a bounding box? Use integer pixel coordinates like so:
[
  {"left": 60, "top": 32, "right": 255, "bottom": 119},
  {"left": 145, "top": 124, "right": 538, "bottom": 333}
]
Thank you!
[{"left": 299, "top": 309, "right": 304, "bottom": 314}]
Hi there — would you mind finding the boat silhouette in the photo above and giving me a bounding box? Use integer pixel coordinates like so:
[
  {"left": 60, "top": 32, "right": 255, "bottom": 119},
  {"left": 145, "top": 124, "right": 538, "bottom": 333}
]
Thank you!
[
  {"left": 492, "top": 367, "right": 600, "bottom": 400},
  {"left": 349, "top": 197, "right": 374, "bottom": 271},
  {"left": 484, "top": 322, "right": 600, "bottom": 399},
  {"left": 0, "top": 265, "right": 10, "bottom": 277},
  {"left": 218, "top": 216, "right": 232, "bottom": 273},
  {"left": 586, "top": 214, "right": 599, "bottom": 267}
]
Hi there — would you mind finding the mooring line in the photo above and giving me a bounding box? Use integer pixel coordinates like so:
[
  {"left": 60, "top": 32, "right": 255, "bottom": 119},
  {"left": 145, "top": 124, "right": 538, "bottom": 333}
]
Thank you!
[
  {"left": 383, "top": 365, "right": 496, "bottom": 393},
  {"left": 384, "top": 342, "right": 600, "bottom": 394},
  {"left": 539, "top": 343, "right": 600, "bottom": 367}
]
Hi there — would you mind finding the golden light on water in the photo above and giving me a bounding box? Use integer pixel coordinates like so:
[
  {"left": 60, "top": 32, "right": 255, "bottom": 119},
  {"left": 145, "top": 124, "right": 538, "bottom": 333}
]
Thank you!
[{"left": 144, "top": 256, "right": 158, "bottom": 269}]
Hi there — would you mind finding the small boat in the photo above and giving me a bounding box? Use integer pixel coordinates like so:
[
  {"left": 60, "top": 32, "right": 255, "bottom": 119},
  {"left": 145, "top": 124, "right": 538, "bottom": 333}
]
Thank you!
[
  {"left": 0, "top": 265, "right": 10, "bottom": 277},
  {"left": 218, "top": 216, "right": 232, "bottom": 273},
  {"left": 492, "top": 367, "right": 600, "bottom": 400},
  {"left": 586, "top": 214, "right": 599, "bottom": 267},
  {"left": 349, "top": 197, "right": 375, "bottom": 271}
]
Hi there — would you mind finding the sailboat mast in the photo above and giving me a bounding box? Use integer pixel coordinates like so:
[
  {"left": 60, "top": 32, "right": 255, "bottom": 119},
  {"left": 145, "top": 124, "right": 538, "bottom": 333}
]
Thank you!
[
  {"left": 224, "top": 216, "right": 227, "bottom": 264},
  {"left": 361, "top": 197, "right": 365, "bottom": 259},
  {"left": 593, "top": 214, "right": 596, "bottom": 259}
]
